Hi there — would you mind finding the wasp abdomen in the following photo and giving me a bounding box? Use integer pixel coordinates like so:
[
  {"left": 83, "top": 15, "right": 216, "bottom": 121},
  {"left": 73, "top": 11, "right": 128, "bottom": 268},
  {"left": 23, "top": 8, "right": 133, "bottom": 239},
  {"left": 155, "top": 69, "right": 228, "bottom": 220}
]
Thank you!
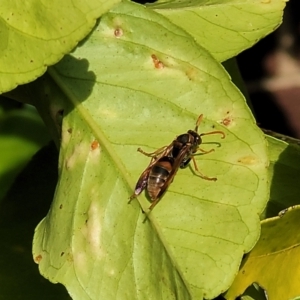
[{"left": 147, "top": 157, "right": 174, "bottom": 200}]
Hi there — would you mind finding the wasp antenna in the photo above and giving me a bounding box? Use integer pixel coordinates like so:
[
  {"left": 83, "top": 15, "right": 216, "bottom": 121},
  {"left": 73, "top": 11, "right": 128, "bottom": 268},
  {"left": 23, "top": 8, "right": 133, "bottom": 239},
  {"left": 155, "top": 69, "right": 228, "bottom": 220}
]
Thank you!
[{"left": 195, "top": 114, "right": 204, "bottom": 132}]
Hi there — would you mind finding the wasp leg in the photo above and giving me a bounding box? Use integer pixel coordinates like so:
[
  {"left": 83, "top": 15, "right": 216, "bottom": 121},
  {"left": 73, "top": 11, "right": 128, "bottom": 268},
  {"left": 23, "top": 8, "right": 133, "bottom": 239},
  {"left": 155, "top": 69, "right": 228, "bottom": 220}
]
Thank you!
[
  {"left": 137, "top": 145, "right": 168, "bottom": 158},
  {"left": 142, "top": 199, "right": 162, "bottom": 223},
  {"left": 128, "top": 193, "right": 137, "bottom": 204},
  {"left": 128, "top": 190, "right": 144, "bottom": 205},
  {"left": 129, "top": 193, "right": 148, "bottom": 217},
  {"left": 148, "top": 198, "right": 162, "bottom": 211},
  {"left": 192, "top": 157, "right": 217, "bottom": 181},
  {"left": 129, "top": 193, "right": 147, "bottom": 218}
]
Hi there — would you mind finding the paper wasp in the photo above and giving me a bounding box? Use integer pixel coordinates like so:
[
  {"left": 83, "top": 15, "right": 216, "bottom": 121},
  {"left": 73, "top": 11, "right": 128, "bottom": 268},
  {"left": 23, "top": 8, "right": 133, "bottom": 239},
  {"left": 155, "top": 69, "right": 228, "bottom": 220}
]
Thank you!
[{"left": 129, "top": 114, "right": 225, "bottom": 211}]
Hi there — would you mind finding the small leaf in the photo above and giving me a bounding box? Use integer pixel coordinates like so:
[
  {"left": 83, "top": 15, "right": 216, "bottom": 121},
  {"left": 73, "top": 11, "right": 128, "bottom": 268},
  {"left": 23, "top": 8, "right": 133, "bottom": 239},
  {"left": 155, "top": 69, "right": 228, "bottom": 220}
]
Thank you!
[
  {"left": 148, "top": 0, "right": 286, "bottom": 62},
  {"left": 0, "top": 0, "right": 120, "bottom": 93},
  {"left": 225, "top": 205, "right": 300, "bottom": 300},
  {"left": 264, "top": 135, "right": 300, "bottom": 218},
  {"left": 240, "top": 283, "right": 268, "bottom": 300},
  {"left": 33, "top": 1, "right": 269, "bottom": 299}
]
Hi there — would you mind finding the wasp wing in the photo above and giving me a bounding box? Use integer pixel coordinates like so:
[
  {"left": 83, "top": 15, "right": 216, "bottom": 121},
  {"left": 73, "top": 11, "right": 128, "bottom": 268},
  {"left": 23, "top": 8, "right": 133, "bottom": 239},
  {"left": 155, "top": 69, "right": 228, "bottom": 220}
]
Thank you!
[{"left": 131, "top": 143, "right": 175, "bottom": 199}]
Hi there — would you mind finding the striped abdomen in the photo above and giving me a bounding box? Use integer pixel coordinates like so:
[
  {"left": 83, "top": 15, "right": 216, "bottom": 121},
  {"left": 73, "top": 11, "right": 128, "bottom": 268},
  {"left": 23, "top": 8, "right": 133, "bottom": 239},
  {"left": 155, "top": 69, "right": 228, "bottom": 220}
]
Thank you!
[{"left": 147, "top": 156, "right": 174, "bottom": 201}]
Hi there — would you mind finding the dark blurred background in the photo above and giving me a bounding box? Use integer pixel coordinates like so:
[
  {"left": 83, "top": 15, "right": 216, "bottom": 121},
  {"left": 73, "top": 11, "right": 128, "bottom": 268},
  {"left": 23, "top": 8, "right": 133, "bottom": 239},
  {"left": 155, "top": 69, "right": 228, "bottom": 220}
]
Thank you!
[{"left": 237, "top": 0, "right": 300, "bottom": 138}]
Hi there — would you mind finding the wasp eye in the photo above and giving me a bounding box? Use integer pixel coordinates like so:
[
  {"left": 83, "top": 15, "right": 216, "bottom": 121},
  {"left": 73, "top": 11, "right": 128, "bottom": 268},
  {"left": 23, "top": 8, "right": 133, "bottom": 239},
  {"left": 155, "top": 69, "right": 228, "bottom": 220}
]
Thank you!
[{"left": 196, "top": 136, "right": 202, "bottom": 145}]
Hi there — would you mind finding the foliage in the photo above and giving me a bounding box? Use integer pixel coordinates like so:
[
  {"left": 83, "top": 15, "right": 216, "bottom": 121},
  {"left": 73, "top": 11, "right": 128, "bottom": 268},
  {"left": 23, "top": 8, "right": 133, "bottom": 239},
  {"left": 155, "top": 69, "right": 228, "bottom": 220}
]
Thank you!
[{"left": 0, "top": 0, "right": 295, "bottom": 300}]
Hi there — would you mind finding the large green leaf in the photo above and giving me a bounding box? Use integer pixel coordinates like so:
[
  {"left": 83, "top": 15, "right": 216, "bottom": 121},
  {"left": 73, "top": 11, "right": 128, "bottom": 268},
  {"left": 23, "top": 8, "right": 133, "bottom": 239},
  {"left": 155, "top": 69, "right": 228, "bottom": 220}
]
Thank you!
[
  {"left": 32, "top": 1, "right": 269, "bottom": 299},
  {"left": 0, "top": 0, "right": 120, "bottom": 93},
  {"left": 148, "top": 0, "right": 286, "bottom": 62}
]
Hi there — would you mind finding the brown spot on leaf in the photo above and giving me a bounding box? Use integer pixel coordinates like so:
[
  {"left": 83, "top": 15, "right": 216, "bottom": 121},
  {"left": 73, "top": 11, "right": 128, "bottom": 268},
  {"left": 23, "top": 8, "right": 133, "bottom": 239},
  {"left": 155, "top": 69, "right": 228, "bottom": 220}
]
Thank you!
[
  {"left": 221, "top": 111, "right": 233, "bottom": 126},
  {"left": 91, "top": 140, "right": 99, "bottom": 150},
  {"left": 151, "top": 54, "right": 164, "bottom": 69},
  {"left": 114, "top": 28, "right": 123, "bottom": 37},
  {"left": 34, "top": 254, "right": 42, "bottom": 264},
  {"left": 221, "top": 117, "right": 232, "bottom": 126}
]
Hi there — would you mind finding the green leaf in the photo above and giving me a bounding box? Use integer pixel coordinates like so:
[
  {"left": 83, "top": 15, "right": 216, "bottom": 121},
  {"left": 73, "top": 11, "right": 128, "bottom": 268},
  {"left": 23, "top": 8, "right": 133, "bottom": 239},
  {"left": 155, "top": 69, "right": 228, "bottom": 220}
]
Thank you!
[
  {"left": 32, "top": 1, "right": 269, "bottom": 299},
  {"left": 0, "top": 104, "right": 50, "bottom": 202},
  {"left": 0, "top": 0, "right": 120, "bottom": 93},
  {"left": 263, "top": 135, "right": 300, "bottom": 218},
  {"left": 225, "top": 205, "right": 300, "bottom": 300},
  {"left": 148, "top": 0, "right": 286, "bottom": 62}
]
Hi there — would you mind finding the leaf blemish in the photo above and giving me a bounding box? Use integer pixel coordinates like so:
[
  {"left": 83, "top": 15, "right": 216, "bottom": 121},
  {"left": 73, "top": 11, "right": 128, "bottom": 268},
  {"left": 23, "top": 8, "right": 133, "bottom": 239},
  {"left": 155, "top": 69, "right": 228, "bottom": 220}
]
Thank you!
[
  {"left": 83, "top": 201, "right": 102, "bottom": 255},
  {"left": 65, "top": 144, "right": 86, "bottom": 170},
  {"left": 220, "top": 111, "right": 234, "bottom": 127},
  {"left": 221, "top": 117, "right": 233, "bottom": 126},
  {"left": 34, "top": 254, "right": 42, "bottom": 264},
  {"left": 91, "top": 139, "right": 99, "bottom": 150},
  {"left": 151, "top": 54, "right": 164, "bottom": 69},
  {"left": 114, "top": 28, "right": 123, "bottom": 38},
  {"left": 185, "top": 67, "right": 198, "bottom": 81},
  {"left": 238, "top": 155, "right": 259, "bottom": 165}
]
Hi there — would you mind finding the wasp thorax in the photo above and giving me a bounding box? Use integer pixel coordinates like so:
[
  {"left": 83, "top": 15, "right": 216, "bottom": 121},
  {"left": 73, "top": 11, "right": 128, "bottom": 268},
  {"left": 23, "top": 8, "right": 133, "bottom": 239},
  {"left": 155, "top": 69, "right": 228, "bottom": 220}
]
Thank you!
[{"left": 176, "top": 133, "right": 190, "bottom": 144}]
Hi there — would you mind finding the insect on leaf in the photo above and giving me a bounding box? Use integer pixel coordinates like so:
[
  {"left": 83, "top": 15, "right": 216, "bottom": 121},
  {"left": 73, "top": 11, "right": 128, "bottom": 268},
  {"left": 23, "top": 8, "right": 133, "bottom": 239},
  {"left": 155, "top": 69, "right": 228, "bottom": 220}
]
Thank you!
[{"left": 33, "top": 1, "right": 269, "bottom": 299}]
